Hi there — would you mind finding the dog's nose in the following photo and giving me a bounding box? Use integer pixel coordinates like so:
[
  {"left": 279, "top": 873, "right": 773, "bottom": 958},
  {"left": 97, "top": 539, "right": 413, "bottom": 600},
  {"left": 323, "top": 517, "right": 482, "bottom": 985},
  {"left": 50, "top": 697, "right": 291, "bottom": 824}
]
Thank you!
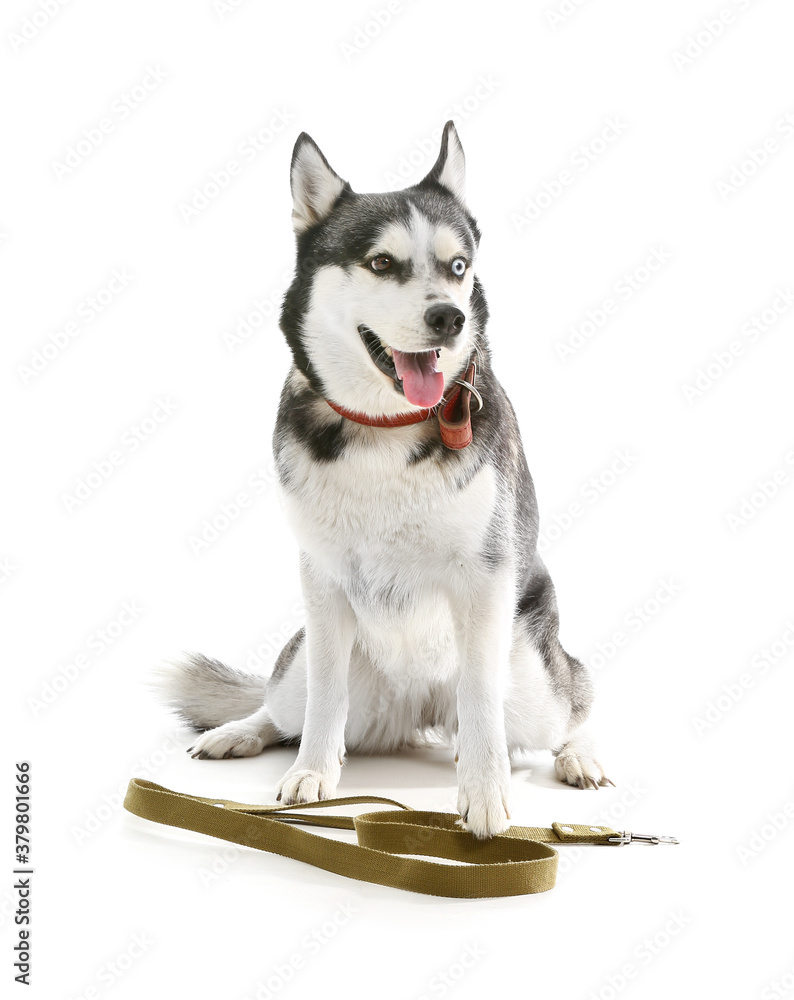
[{"left": 424, "top": 303, "right": 465, "bottom": 343}]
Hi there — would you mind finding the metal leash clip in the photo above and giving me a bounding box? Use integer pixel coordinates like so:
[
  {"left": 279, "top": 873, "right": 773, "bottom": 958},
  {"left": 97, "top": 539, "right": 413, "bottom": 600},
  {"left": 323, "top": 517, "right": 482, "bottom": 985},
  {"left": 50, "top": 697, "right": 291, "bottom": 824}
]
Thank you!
[{"left": 608, "top": 831, "right": 680, "bottom": 845}]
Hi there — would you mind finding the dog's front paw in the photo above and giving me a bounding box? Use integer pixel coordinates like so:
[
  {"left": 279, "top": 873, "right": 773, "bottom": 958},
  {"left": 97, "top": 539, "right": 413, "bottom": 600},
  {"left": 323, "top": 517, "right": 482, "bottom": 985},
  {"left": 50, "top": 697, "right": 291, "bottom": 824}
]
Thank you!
[
  {"left": 276, "top": 765, "right": 340, "bottom": 805},
  {"left": 456, "top": 764, "right": 512, "bottom": 840}
]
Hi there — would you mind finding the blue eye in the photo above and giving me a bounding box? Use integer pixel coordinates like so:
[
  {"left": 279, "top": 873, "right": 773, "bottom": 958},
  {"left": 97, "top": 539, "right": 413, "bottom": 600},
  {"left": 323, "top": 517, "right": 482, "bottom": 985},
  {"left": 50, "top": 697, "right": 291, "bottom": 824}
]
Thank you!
[{"left": 451, "top": 258, "right": 466, "bottom": 277}]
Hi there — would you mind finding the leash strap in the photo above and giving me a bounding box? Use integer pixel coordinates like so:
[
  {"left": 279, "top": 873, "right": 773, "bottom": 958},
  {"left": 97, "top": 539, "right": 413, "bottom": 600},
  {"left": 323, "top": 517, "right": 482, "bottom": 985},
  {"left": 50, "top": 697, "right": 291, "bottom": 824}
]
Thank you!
[{"left": 123, "top": 778, "right": 651, "bottom": 898}]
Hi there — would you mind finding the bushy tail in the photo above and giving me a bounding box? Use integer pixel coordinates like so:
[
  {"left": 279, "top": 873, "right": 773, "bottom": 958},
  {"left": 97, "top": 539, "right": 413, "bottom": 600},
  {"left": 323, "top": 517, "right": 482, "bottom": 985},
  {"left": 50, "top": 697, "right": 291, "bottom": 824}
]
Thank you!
[{"left": 148, "top": 653, "right": 269, "bottom": 731}]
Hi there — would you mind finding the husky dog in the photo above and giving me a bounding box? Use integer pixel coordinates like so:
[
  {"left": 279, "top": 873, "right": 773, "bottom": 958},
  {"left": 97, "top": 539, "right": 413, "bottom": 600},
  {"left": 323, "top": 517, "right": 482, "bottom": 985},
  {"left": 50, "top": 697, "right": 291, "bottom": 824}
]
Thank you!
[{"left": 158, "top": 122, "right": 611, "bottom": 839}]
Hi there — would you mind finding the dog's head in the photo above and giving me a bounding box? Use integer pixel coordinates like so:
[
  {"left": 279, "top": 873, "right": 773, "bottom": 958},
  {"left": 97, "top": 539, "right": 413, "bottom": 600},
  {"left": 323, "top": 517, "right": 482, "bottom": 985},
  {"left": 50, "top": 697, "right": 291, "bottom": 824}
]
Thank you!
[{"left": 280, "top": 123, "right": 488, "bottom": 416}]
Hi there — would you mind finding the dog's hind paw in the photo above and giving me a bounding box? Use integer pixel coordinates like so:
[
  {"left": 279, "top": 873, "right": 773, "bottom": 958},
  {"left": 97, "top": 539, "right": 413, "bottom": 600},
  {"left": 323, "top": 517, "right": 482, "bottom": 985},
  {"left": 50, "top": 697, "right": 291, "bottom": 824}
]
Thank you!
[
  {"left": 187, "top": 721, "right": 269, "bottom": 760},
  {"left": 553, "top": 752, "right": 613, "bottom": 789}
]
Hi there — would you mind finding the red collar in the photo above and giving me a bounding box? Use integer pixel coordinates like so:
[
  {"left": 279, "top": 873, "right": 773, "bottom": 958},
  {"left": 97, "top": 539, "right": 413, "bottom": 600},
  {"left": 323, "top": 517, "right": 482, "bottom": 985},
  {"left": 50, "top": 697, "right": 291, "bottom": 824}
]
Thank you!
[
  {"left": 324, "top": 361, "right": 479, "bottom": 450},
  {"left": 325, "top": 399, "right": 434, "bottom": 427}
]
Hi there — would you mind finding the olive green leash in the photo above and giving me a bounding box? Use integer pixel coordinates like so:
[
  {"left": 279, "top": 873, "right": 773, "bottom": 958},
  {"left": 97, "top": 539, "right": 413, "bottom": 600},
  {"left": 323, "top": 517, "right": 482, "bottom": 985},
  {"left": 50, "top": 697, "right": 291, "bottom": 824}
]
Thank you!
[{"left": 123, "top": 778, "right": 678, "bottom": 898}]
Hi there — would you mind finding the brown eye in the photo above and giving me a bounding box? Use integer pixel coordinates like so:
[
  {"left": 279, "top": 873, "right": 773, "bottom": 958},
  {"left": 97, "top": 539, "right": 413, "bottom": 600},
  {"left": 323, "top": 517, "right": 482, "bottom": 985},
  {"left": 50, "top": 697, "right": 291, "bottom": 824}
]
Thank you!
[{"left": 370, "top": 256, "right": 392, "bottom": 272}]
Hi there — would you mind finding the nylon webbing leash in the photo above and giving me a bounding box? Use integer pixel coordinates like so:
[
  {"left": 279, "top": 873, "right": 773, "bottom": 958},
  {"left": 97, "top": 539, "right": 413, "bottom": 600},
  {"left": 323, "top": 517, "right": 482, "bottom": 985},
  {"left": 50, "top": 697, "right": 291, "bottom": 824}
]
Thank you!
[{"left": 124, "top": 779, "right": 678, "bottom": 898}]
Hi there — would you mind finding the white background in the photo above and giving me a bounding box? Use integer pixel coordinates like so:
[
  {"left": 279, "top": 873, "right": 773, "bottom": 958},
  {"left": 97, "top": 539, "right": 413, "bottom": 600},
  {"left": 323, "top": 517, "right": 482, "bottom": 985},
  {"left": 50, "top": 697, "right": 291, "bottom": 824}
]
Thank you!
[{"left": 4, "top": 1, "right": 794, "bottom": 997}]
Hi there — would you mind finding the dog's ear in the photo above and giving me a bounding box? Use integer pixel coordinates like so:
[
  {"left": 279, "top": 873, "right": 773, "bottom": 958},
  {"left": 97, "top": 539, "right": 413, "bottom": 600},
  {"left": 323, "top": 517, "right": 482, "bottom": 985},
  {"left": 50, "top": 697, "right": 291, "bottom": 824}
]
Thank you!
[
  {"left": 290, "top": 133, "right": 349, "bottom": 234},
  {"left": 419, "top": 121, "right": 466, "bottom": 202}
]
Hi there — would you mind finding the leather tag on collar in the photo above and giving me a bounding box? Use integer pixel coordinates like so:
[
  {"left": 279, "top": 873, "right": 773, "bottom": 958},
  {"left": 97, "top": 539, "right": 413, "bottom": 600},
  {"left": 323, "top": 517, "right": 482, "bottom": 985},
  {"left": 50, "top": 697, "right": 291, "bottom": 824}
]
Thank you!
[{"left": 438, "top": 361, "right": 476, "bottom": 450}]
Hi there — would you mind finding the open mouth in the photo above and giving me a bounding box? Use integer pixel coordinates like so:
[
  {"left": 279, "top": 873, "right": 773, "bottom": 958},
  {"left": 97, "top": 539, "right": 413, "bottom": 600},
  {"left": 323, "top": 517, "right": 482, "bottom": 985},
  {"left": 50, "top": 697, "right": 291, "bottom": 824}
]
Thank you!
[{"left": 358, "top": 325, "right": 445, "bottom": 408}]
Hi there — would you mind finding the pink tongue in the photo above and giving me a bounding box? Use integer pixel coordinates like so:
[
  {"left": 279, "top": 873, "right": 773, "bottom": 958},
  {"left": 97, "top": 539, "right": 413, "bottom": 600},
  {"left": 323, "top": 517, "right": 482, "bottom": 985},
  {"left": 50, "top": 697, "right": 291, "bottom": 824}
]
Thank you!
[{"left": 392, "top": 349, "right": 445, "bottom": 407}]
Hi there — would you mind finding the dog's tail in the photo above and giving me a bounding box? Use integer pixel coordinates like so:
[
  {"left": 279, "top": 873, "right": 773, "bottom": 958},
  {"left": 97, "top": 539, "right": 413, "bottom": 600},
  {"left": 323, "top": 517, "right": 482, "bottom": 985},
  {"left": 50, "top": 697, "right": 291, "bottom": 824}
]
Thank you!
[{"left": 148, "top": 653, "right": 268, "bottom": 731}]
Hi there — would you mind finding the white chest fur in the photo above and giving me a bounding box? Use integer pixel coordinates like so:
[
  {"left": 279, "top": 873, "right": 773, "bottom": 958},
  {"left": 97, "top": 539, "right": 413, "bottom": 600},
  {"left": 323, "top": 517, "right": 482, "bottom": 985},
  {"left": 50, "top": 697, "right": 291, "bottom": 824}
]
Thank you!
[
  {"left": 279, "top": 427, "right": 496, "bottom": 581},
  {"left": 278, "top": 423, "right": 498, "bottom": 680}
]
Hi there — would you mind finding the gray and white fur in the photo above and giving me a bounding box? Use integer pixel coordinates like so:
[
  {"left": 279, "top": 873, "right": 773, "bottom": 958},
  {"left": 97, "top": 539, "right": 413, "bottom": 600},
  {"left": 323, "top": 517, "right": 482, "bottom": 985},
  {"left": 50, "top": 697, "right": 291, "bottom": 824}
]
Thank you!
[{"left": 154, "top": 122, "right": 610, "bottom": 839}]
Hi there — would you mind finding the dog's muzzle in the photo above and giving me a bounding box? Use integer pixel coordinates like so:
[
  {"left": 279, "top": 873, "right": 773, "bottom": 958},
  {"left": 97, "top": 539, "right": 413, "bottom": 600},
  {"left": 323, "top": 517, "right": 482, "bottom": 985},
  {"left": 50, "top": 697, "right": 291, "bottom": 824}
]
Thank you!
[{"left": 424, "top": 303, "right": 465, "bottom": 346}]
